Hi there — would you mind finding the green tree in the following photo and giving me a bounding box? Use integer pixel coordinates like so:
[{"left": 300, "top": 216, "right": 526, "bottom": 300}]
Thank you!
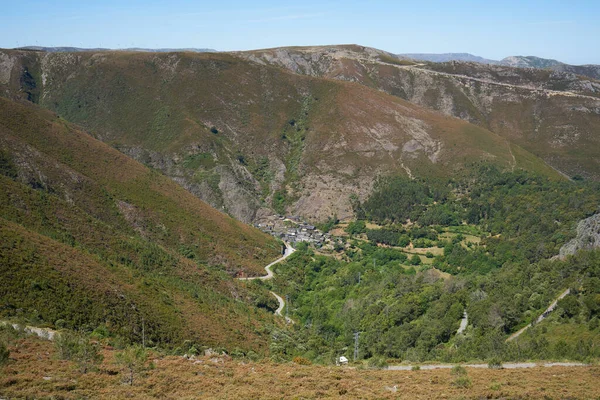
[
  {"left": 55, "top": 332, "right": 103, "bottom": 373},
  {"left": 346, "top": 220, "right": 366, "bottom": 235},
  {"left": 409, "top": 255, "right": 422, "bottom": 266},
  {"left": 558, "top": 296, "right": 580, "bottom": 318},
  {"left": 115, "top": 345, "right": 149, "bottom": 385}
]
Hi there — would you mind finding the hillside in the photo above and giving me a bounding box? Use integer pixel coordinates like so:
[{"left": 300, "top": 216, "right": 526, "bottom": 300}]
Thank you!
[
  {"left": 400, "top": 52, "right": 499, "bottom": 64},
  {"left": 239, "top": 45, "right": 600, "bottom": 181},
  {"left": 0, "top": 48, "right": 559, "bottom": 223},
  {"left": 0, "top": 97, "right": 281, "bottom": 351},
  {"left": 2, "top": 334, "right": 599, "bottom": 399}
]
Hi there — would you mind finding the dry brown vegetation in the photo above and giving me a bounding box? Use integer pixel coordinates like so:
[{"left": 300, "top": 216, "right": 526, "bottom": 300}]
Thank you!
[
  {"left": 2, "top": 337, "right": 599, "bottom": 399},
  {"left": 0, "top": 97, "right": 282, "bottom": 351}
]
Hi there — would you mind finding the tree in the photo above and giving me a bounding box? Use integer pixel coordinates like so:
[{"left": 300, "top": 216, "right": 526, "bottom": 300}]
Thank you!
[
  {"left": 55, "top": 332, "right": 103, "bottom": 373},
  {"left": 116, "top": 345, "right": 149, "bottom": 385},
  {"left": 409, "top": 255, "right": 422, "bottom": 266},
  {"left": 558, "top": 296, "right": 580, "bottom": 318},
  {"left": 346, "top": 221, "right": 366, "bottom": 235},
  {"left": 76, "top": 338, "right": 104, "bottom": 373}
]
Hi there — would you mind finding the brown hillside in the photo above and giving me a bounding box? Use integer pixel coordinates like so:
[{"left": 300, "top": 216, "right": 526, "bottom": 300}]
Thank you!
[
  {"left": 0, "top": 49, "right": 560, "bottom": 222},
  {"left": 240, "top": 45, "right": 600, "bottom": 181},
  {"left": 0, "top": 97, "right": 281, "bottom": 350}
]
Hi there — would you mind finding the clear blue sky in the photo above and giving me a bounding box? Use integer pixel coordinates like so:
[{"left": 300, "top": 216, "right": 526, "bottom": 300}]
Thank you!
[{"left": 2, "top": 0, "right": 599, "bottom": 64}]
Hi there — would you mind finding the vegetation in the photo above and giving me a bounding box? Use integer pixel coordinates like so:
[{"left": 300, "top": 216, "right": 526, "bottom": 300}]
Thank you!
[
  {"left": 0, "top": 48, "right": 564, "bottom": 228},
  {"left": 269, "top": 169, "right": 600, "bottom": 364},
  {"left": 0, "top": 98, "right": 281, "bottom": 353},
  {"left": 55, "top": 332, "right": 103, "bottom": 373},
  {"left": 115, "top": 345, "right": 150, "bottom": 385},
  {"left": 2, "top": 335, "right": 600, "bottom": 399},
  {"left": 0, "top": 342, "right": 8, "bottom": 366}
]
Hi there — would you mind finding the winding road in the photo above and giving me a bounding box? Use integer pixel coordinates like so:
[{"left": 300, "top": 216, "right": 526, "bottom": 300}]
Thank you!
[{"left": 238, "top": 242, "right": 296, "bottom": 323}]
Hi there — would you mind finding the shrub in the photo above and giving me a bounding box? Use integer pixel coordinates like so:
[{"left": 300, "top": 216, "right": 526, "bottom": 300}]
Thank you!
[
  {"left": 0, "top": 342, "right": 9, "bottom": 365},
  {"left": 452, "top": 375, "right": 472, "bottom": 388},
  {"left": 409, "top": 255, "right": 422, "bottom": 265},
  {"left": 346, "top": 221, "right": 366, "bottom": 235},
  {"left": 76, "top": 338, "right": 104, "bottom": 373},
  {"left": 116, "top": 345, "right": 149, "bottom": 385},
  {"left": 54, "top": 319, "right": 67, "bottom": 329},
  {"left": 292, "top": 356, "right": 312, "bottom": 365},
  {"left": 488, "top": 357, "right": 503, "bottom": 369},
  {"left": 425, "top": 252, "right": 434, "bottom": 258},
  {"left": 411, "top": 365, "right": 420, "bottom": 371},
  {"left": 55, "top": 331, "right": 81, "bottom": 360},
  {"left": 367, "top": 356, "right": 387, "bottom": 369},
  {"left": 55, "top": 332, "right": 103, "bottom": 373},
  {"left": 451, "top": 365, "right": 467, "bottom": 376}
]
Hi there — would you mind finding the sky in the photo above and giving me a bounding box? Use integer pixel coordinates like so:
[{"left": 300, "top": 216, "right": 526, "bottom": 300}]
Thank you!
[{"left": 1, "top": 0, "right": 599, "bottom": 65}]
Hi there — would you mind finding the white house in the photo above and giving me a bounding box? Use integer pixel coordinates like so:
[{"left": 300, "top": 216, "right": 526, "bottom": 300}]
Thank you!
[{"left": 336, "top": 356, "right": 349, "bottom": 366}]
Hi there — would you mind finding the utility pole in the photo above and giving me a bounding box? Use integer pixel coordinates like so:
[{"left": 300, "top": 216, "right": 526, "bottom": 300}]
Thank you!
[
  {"left": 353, "top": 331, "right": 360, "bottom": 361},
  {"left": 285, "top": 295, "right": 290, "bottom": 319}
]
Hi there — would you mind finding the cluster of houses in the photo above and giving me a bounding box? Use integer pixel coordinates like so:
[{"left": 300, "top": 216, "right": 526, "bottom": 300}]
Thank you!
[{"left": 255, "top": 215, "right": 331, "bottom": 247}]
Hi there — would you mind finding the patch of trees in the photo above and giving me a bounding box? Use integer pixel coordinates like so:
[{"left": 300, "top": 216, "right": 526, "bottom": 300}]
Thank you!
[{"left": 271, "top": 245, "right": 600, "bottom": 365}]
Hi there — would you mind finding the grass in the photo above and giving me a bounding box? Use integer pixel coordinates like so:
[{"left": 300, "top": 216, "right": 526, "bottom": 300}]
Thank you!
[{"left": 2, "top": 336, "right": 600, "bottom": 399}]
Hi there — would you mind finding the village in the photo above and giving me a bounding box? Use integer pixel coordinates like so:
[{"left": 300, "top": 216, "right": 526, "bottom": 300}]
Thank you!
[{"left": 255, "top": 215, "right": 332, "bottom": 248}]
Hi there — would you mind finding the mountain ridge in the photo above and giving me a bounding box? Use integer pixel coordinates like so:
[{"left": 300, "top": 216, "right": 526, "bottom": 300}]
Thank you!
[
  {"left": 0, "top": 48, "right": 562, "bottom": 223},
  {"left": 14, "top": 46, "right": 217, "bottom": 53},
  {"left": 239, "top": 45, "right": 600, "bottom": 181}
]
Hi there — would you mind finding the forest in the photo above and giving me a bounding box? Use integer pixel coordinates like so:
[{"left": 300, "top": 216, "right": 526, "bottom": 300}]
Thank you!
[{"left": 269, "top": 167, "right": 600, "bottom": 364}]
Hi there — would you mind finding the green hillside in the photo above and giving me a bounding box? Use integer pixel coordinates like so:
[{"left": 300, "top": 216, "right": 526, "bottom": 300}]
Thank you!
[
  {"left": 268, "top": 169, "right": 600, "bottom": 364},
  {"left": 0, "top": 97, "right": 281, "bottom": 351}
]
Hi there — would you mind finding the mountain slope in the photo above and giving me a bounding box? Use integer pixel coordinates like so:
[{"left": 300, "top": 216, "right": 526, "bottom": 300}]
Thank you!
[
  {"left": 500, "top": 55, "right": 563, "bottom": 69},
  {"left": 239, "top": 45, "right": 600, "bottom": 181},
  {"left": 0, "top": 48, "right": 560, "bottom": 222},
  {"left": 0, "top": 97, "right": 281, "bottom": 351},
  {"left": 400, "top": 52, "right": 499, "bottom": 64},
  {"left": 399, "top": 52, "right": 600, "bottom": 80}
]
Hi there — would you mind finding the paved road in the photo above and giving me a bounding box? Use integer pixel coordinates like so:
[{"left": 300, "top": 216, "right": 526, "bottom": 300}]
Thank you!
[
  {"left": 238, "top": 242, "right": 295, "bottom": 281},
  {"left": 387, "top": 361, "right": 587, "bottom": 371},
  {"left": 394, "top": 64, "right": 600, "bottom": 101},
  {"left": 238, "top": 242, "right": 296, "bottom": 323}
]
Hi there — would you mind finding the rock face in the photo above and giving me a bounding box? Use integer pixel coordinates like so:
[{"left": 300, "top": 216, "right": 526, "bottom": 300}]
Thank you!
[{"left": 558, "top": 213, "right": 600, "bottom": 259}]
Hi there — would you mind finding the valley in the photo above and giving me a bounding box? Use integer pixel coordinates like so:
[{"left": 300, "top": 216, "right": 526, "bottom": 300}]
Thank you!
[{"left": 0, "top": 41, "right": 599, "bottom": 400}]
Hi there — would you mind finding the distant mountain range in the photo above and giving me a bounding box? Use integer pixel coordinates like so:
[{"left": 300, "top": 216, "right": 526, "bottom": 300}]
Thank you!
[
  {"left": 16, "top": 46, "right": 217, "bottom": 53},
  {"left": 400, "top": 53, "right": 500, "bottom": 65},
  {"left": 399, "top": 53, "right": 600, "bottom": 80}
]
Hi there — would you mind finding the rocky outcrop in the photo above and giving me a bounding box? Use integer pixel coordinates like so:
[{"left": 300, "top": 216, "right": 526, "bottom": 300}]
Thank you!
[{"left": 557, "top": 213, "right": 600, "bottom": 259}]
